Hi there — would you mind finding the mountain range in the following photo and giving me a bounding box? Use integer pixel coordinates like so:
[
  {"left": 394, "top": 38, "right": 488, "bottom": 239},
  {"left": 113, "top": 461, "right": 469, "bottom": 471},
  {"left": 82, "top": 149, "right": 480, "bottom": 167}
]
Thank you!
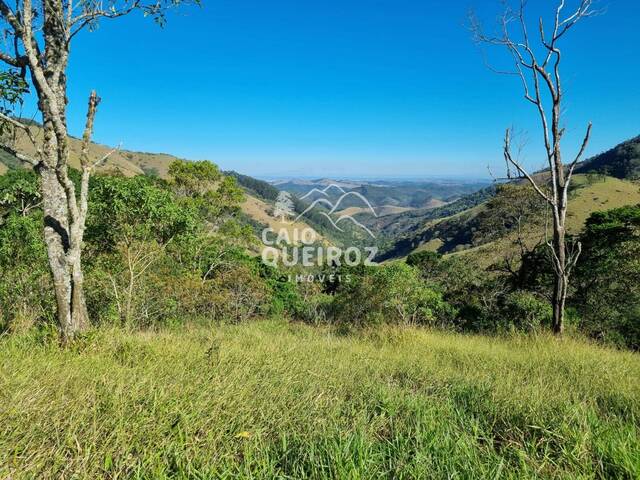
[{"left": 272, "top": 178, "right": 490, "bottom": 216}]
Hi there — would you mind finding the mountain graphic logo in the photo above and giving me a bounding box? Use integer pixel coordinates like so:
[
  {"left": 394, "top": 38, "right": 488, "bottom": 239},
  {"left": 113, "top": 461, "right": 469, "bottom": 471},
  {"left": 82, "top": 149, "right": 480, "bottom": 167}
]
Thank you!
[
  {"left": 273, "top": 191, "right": 296, "bottom": 222},
  {"left": 294, "top": 184, "right": 378, "bottom": 239}
]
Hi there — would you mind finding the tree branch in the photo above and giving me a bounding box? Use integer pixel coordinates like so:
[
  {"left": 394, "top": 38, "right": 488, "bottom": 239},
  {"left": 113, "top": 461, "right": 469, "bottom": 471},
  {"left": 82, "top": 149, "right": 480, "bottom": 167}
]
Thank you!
[
  {"left": 78, "top": 90, "right": 100, "bottom": 235},
  {"left": 0, "top": 140, "right": 39, "bottom": 166},
  {"left": 565, "top": 122, "right": 593, "bottom": 187},
  {"left": 504, "top": 128, "right": 553, "bottom": 205}
]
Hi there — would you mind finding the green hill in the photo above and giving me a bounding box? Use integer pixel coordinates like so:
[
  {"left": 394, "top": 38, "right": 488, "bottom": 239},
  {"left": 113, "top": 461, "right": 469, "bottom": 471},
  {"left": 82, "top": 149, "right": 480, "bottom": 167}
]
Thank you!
[
  {"left": 452, "top": 175, "right": 640, "bottom": 267},
  {"left": 377, "top": 134, "right": 640, "bottom": 262},
  {"left": 576, "top": 135, "right": 640, "bottom": 179},
  {"left": 380, "top": 175, "right": 640, "bottom": 263}
]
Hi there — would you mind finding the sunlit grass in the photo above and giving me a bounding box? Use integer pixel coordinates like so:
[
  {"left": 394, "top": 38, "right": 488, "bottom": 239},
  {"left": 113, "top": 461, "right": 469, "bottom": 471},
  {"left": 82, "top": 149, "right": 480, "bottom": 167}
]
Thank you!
[{"left": 1, "top": 320, "right": 639, "bottom": 479}]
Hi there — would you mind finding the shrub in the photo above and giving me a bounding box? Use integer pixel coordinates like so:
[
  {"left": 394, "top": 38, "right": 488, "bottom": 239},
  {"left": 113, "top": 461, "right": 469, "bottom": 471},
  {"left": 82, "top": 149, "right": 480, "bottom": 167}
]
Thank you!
[
  {"left": 499, "top": 291, "right": 552, "bottom": 332},
  {"left": 0, "top": 213, "right": 54, "bottom": 331},
  {"left": 574, "top": 205, "right": 640, "bottom": 349},
  {"left": 207, "top": 264, "right": 270, "bottom": 323},
  {"left": 406, "top": 250, "right": 442, "bottom": 279},
  {"left": 331, "top": 264, "right": 454, "bottom": 328}
]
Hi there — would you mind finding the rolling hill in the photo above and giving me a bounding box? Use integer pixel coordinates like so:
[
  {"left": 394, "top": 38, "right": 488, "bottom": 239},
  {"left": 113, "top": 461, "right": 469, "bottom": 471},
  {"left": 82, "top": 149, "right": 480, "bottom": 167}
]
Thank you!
[
  {"left": 576, "top": 135, "right": 640, "bottom": 179},
  {"left": 377, "top": 134, "right": 640, "bottom": 262},
  {"left": 273, "top": 178, "right": 489, "bottom": 213},
  {"left": 378, "top": 176, "right": 640, "bottom": 263},
  {"left": 5, "top": 124, "right": 638, "bottom": 261}
]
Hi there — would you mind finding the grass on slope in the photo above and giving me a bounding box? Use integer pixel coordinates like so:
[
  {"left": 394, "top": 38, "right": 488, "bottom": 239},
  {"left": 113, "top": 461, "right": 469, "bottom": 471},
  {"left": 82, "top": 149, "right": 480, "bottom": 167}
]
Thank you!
[
  {"left": 565, "top": 175, "right": 640, "bottom": 231},
  {"left": 1, "top": 320, "right": 639, "bottom": 479},
  {"left": 9, "top": 125, "right": 179, "bottom": 178},
  {"left": 452, "top": 175, "right": 640, "bottom": 267},
  {"left": 241, "top": 195, "right": 324, "bottom": 244}
]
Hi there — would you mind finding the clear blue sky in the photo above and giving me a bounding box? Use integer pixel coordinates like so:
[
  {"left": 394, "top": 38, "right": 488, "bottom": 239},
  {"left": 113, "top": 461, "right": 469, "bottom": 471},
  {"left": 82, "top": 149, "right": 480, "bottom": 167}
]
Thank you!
[{"left": 35, "top": 0, "right": 640, "bottom": 178}]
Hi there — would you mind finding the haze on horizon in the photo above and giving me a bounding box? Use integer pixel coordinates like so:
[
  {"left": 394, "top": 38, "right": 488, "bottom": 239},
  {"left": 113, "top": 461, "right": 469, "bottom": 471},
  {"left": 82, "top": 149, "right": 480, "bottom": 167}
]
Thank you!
[{"left": 22, "top": 0, "right": 640, "bottom": 179}]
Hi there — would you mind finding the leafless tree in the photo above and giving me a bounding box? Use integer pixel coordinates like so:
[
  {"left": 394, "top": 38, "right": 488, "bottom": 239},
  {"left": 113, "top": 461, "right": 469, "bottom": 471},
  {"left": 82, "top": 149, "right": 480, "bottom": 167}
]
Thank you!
[
  {"left": 471, "top": 0, "right": 599, "bottom": 334},
  {"left": 0, "top": 0, "right": 184, "bottom": 342}
]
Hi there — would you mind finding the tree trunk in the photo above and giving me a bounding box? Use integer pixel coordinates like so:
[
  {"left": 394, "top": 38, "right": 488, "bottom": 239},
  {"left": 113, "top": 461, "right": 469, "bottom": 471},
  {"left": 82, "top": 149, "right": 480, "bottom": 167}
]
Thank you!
[
  {"left": 551, "top": 273, "right": 566, "bottom": 334},
  {"left": 551, "top": 226, "right": 567, "bottom": 335},
  {"left": 40, "top": 126, "right": 88, "bottom": 342}
]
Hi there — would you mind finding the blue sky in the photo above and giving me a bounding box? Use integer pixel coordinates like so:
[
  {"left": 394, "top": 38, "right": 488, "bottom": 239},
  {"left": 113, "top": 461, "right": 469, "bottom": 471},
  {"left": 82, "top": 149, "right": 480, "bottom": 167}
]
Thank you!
[{"left": 31, "top": 0, "right": 640, "bottom": 178}]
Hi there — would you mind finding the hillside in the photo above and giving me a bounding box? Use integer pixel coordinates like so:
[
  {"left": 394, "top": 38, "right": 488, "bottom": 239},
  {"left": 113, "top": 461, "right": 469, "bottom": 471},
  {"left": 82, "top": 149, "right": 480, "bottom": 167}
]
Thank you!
[
  {"left": 373, "top": 187, "right": 495, "bottom": 259},
  {"left": 2, "top": 320, "right": 638, "bottom": 479},
  {"left": 3, "top": 124, "right": 178, "bottom": 178},
  {"left": 576, "top": 134, "right": 640, "bottom": 179},
  {"left": 0, "top": 127, "right": 326, "bottom": 244},
  {"left": 242, "top": 194, "right": 324, "bottom": 243},
  {"left": 381, "top": 175, "right": 640, "bottom": 263},
  {"left": 377, "top": 134, "right": 640, "bottom": 262}
]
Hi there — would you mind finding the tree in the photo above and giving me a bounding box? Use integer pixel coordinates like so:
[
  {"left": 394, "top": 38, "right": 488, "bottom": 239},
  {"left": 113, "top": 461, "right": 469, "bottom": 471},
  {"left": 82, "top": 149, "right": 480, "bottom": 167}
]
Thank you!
[
  {"left": 168, "top": 159, "right": 245, "bottom": 222},
  {"left": 471, "top": 0, "right": 598, "bottom": 334},
  {"left": 0, "top": 169, "right": 41, "bottom": 217},
  {"left": 0, "top": 0, "right": 187, "bottom": 341},
  {"left": 273, "top": 191, "right": 295, "bottom": 222},
  {"left": 86, "top": 174, "right": 197, "bottom": 325},
  {"left": 574, "top": 205, "right": 640, "bottom": 349}
]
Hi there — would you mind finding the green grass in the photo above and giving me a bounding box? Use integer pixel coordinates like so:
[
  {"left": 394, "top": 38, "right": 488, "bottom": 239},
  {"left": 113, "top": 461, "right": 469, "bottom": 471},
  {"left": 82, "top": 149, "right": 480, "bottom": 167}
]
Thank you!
[{"left": 1, "top": 321, "right": 639, "bottom": 479}]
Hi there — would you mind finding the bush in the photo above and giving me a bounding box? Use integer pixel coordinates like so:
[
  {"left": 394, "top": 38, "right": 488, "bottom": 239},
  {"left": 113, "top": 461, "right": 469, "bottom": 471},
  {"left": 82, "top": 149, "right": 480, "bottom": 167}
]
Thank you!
[
  {"left": 207, "top": 264, "right": 271, "bottom": 323},
  {"left": 573, "top": 205, "right": 640, "bottom": 349},
  {"left": 499, "top": 291, "right": 552, "bottom": 332},
  {"left": 331, "top": 263, "right": 454, "bottom": 329},
  {"left": 0, "top": 213, "right": 55, "bottom": 332}
]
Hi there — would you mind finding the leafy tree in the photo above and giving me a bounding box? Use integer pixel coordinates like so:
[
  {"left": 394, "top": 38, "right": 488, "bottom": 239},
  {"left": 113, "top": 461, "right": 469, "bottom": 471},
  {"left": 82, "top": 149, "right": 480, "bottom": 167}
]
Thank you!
[
  {"left": 574, "top": 205, "right": 640, "bottom": 349},
  {"left": 499, "top": 291, "right": 552, "bottom": 333},
  {"left": 0, "top": 169, "right": 40, "bottom": 217},
  {"left": 168, "top": 159, "right": 245, "bottom": 223},
  {"left": 87, "top": 175, "right": 197, "bottom": 251},
  {"left": 406, "top": 251, "right": 443, "bottom": 279},
  {"left": 85, "top": 174, "right": 198, "bottom": 325},
  {"left": 0, "top": 211, "right": 53, "bottom": 331}
]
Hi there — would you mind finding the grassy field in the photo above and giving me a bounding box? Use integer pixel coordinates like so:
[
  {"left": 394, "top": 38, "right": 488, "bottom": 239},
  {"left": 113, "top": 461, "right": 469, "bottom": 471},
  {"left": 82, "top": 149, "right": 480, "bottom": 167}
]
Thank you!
[
  {"left": 1, "top": 321, "right": 639, "bottom": 479},
  {"left": 450, "top": 175, "right": 640, "bottom": 267}
]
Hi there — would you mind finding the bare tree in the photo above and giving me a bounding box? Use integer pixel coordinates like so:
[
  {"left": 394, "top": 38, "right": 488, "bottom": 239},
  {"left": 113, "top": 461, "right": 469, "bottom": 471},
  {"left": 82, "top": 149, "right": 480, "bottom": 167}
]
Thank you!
[
  {"left": 0, "top": 0, "right": 183, "bottom": 342},
  {"left": 471, "top": 0, "right": 598, "bottom": 334}
]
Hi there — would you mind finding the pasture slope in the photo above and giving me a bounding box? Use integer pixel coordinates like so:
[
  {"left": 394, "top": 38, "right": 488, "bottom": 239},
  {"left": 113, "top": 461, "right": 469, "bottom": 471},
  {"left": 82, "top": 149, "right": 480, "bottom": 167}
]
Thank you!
[{"left": 1, "top": 320, "right": 639, "bottom": 479}]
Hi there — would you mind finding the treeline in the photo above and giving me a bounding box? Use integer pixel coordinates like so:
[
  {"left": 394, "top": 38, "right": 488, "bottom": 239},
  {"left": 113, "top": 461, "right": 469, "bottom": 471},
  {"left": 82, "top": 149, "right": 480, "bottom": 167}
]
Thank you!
[
  {"left": 0, "top": 164, "right": 298, "bottom": 331},
  {"left": 1, "top": 165, "right": 638, "bottom": 350}
]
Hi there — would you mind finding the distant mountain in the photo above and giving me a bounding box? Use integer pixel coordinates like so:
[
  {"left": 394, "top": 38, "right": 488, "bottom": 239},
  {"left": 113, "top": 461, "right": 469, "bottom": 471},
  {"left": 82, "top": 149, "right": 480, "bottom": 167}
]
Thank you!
[
  {"left": 576, "top": 135, "right": 640, "bottom": 180},
  {"left": 273, "top": 178, "right": 490, "bottom": 213},
  {"left": 228, "top": 172, "right": 371, "bottom": 246}
]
